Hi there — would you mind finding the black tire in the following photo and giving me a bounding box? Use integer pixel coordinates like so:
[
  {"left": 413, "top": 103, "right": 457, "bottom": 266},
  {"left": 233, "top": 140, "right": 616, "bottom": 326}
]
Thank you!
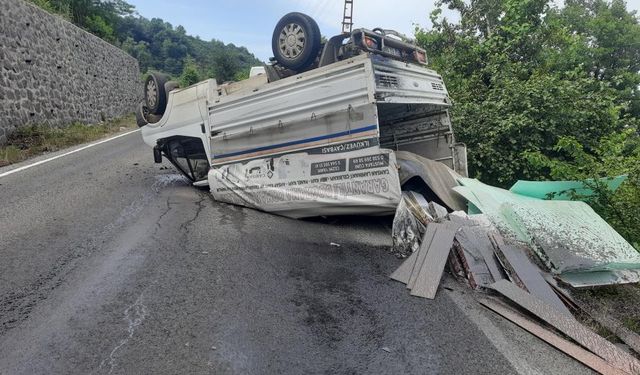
[
  {"left": 135, "top": 101, "right": 148, "bottom": 128},
  {"left": 271, "top": 12, "right": 321, "bottom": 71},
  {"left": 144, "top": 72, "right": 169, "bottom": 115},
  {"left": 165, "top": 80, "right": 180, "bottom": 94}
]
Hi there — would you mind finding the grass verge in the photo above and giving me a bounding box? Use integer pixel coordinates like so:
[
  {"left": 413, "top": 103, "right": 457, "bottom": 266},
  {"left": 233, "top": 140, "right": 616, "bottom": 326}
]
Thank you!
[
  {"left": 0, "top": 114, "right": 136, "bottom": 167},
  {"left": 573, "top": 283, "right": 640, "bottom": 336}
]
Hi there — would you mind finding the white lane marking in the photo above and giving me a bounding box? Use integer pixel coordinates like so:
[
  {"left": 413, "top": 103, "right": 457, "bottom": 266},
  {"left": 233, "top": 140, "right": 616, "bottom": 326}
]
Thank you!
[{"left": 0, "top": 129, "right": 140, "bottom": 179}]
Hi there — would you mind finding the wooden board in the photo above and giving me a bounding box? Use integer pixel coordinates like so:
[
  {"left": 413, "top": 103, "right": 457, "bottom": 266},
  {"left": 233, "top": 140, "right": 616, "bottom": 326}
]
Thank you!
[
  {"left": 490, "top": 280, "right": 640, "bottom": 375},
  {"left": 465, "top": 226, "right": 505, "bottom": 282},
  {"left": 448, "top": 247, "right": 467, "bottom": 280},
  {"left": 479, "top": 298, "right": 626, "bottom": 375},
  {"left": 586, "top": 308, "right": 640, "bottom": 356},
  {"left": 454, "top": 227, "right": 494, "bottom": 288},
  {"left": 407, "top": 224, "right": 438, "bottom": 290},
  {"left": 496, "top": 244, "right": 571, "bottom": 316},
  {"left": 410, "top": 224, "right": 458, "bottom": 299},
  {"left": 546, "top": 276, "right": 640, "bottom": 355},
  {"left": 390, "top": 244, "right": 422, "bottom": 284}
]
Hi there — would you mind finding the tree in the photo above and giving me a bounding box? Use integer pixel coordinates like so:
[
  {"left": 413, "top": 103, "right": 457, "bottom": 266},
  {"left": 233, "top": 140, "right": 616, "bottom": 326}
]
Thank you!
[
  {"left": 416, "top": 0, "right": 640, "bottom": 246},
  {"left": 28, "top": 0, "right": 262, "bottom": 80},
  {"left": 525, "top": 127, "right": 640, "bottom": 248},
  {"left": 416, "top": 0, "right": 640, "bottom": 186},
  {"left": 214, "top": 54, "right": 239, "bottom": 83},
  {"left": 179, "top": 58, "right": 200, "bottom": 87}
]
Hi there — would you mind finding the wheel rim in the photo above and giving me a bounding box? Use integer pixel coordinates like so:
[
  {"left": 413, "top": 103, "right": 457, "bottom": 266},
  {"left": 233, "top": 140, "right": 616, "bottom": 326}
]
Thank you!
[
  {"left": 278, "top": 23, "right": 306, "bottom": 60},
  {"left": 146, "top": 79, "right": 157, "bottom": 108}
]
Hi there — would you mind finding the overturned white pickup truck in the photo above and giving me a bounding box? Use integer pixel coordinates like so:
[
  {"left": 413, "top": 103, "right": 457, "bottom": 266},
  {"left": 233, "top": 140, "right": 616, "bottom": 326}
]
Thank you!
[{"left": 137, "top": 13, "right": 468, "bottom": 218}]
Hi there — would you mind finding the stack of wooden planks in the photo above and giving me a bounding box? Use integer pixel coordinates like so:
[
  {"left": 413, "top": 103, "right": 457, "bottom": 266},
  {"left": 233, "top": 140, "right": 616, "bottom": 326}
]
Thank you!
[
  {"left": 389, "top": 206, "right": 640, "bottom": 374},
  {"left": 390, "top": 210, "right": 571, "bottom": 312},
  {"left": 390, "top": 222, "right": 459, "bottom": 299}
]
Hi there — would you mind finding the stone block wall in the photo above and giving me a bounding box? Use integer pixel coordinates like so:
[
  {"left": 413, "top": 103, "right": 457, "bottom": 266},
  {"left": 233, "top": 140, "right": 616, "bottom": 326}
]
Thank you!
[{"left": 0, "top": 0, "right": 141, "bottom": 145}]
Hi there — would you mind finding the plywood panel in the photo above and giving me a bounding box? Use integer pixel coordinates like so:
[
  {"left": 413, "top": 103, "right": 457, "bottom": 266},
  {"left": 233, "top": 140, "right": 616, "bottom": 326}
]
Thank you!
[
  {"left": 410, "top": 225, "right": 458, "bottom": 299},
  {"left": 491, "top": 280, "right": 640, "bottom": 375},
  {"left": 480, "top": 298, "right": 626, "bottom": 375}
]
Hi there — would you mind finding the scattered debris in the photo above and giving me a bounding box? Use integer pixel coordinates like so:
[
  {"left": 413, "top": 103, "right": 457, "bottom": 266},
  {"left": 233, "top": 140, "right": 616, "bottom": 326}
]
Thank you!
[
  {"left": 544, "top": 277, "right": 640, "bottom": 355},
  {"left": 451, "top": 228, "right": 493, "bottom": 289},
  {"left": 490, "top": 280, "right": 640, "bottom": 375},
  {"left": 585, "top": 306, "right": 640, "bottom": 355},
  {"left": 388, "top": 184, "right": 640, "bottom": 373},
  {"left": 557, "top": 270, "right": 640, "bottom": 288},
  {"left": 453, "top": 177, "right": 640, "bottom": 286},
  {"left": 479, "top": 298, "right": 627, "bottom": 375},
  {"left": 410, "top": 224, "right": 458, "bottom": 299},
  {"left": 427, "top": 201, "right": 448, "bottom": 222},
  {"left": 454, "top": 225, "right": 505, "bottom": 287},
  {"left": 491, "top": 239, "right": 571, "bottom": 315},
  {"left": 391, "top": 192, "right": 432, "bottom": 258},
  {"left": 391, "top": 223, "right": 458, "bottom": 299}
]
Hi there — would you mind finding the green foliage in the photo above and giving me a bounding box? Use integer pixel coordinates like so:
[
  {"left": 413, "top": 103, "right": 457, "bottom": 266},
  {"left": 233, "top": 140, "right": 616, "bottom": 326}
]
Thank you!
[
  {"left": 416, "top": 0, "right": 640, "bottom": 245},
  {"left": 179, "top": 58, "right": 200, "bottom": 87},
  {"left": 0, "top": 115, "right": 136, "bottom": 167},
  {"left": 525, "top": 128, "right": 640, "bottom": 248},
  {"left": 28, "top": 0, "right": 261, "bottom": 82},
  {"left": 234, "top": 70, "right": 250, "bottom": 82},
  {"left": 115, "top": 16, "right": 261, "bottom": 80},
  {"left": 27, "top": 0, "right": 58, "bottom": 14},
  {"left": 84, "top": 14, "right": 115, "bottom": 42}
]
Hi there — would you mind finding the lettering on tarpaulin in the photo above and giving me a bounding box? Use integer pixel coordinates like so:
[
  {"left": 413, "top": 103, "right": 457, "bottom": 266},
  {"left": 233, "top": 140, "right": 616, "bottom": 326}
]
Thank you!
[
  {"left": 308, "top": 138, "right": 379, "bottom": 155},
  {"left": 349, "top": 154, "right": 390, "bottom": 171},
  {"left": 310, "top": 159, "right": 347, "bottom": 176},
  {"left": 222, "top": 177, "right": 393, "bottom": 205}
]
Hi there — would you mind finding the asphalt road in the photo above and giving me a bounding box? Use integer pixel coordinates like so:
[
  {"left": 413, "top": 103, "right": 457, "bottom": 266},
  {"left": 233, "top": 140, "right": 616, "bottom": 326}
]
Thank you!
[{"left": 0, "top": 132, "right": 593, "bottom": 374}]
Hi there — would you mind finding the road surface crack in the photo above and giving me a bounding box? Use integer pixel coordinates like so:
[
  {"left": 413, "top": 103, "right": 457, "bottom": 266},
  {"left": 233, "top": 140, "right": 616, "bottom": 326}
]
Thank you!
[
  {"left": 154, "top": 198, "right": 174, "bottom": 232},
  {"left": 96, "top": 294, "right": 148, "bottom": 374},
  {"left": 0, "top": 175, "right": 182, "bottom": 335},
  {"left": 179, "top": 192, "right": 206, "bottom": 233}
]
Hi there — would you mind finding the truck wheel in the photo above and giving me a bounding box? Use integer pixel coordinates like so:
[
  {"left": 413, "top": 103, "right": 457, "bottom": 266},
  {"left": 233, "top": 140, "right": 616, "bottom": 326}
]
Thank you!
[
  {"left": 272, "top": 12, "right": 321, "bottom": 71},
  {"left": 144, "top": 72, "right": 169, "bottom": 115},
  {"left": 135, "top": 101, "right": 148, "bottom": 128},
  {"left": 165, "top": 80, "right": 180, "bottom": 93}
]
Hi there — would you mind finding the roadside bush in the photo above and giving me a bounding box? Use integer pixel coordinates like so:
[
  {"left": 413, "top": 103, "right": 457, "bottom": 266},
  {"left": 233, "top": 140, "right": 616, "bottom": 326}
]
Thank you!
[
  {"left": 416, "top": 0, "right": 639, "bottom": 246},
  {"left": 179, "top": 59, "right": 200, "bottom": 87},
  {"left": 525, "top": 127, "right": 640, "bottom": 249}
]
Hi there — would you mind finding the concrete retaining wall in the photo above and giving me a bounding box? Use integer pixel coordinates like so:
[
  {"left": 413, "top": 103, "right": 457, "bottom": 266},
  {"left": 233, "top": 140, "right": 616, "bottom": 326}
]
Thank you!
[{"left": 0, "top": 0, "right": 141, "bottom": 145}]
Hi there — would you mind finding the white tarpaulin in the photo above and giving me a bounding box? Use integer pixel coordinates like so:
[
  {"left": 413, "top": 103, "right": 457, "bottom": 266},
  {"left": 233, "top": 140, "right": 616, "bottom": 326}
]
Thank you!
[{"left": 209, "top": 141, "right": 402, "bottom": 218}]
